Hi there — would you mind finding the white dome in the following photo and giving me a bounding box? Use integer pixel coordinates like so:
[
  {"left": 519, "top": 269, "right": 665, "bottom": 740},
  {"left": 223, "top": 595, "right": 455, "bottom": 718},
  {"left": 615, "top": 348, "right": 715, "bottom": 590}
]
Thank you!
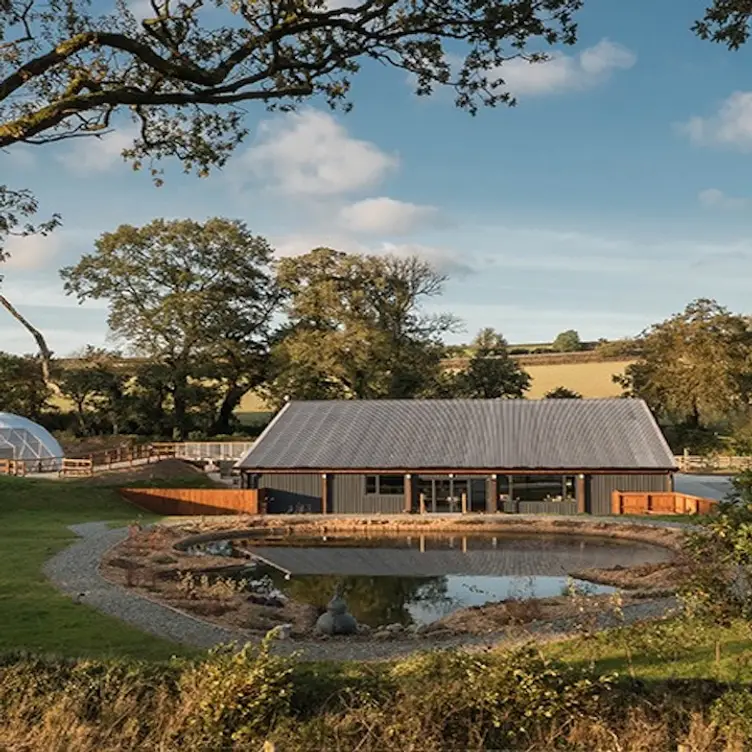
[{"left": 0, "top": 412, "right": 64, "bottom": 470}]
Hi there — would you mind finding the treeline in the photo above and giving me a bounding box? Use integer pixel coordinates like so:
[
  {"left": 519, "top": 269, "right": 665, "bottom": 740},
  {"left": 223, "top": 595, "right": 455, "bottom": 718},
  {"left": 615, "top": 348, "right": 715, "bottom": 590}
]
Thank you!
[
  {"left": 0, "top": 218, "right": 547, "bottom": 440},
  {"left": 3, "top": 218, "right": 747, "bottom": 452},
  {"left": 617, "top": 298, "right": 752, "bottom": 454}
]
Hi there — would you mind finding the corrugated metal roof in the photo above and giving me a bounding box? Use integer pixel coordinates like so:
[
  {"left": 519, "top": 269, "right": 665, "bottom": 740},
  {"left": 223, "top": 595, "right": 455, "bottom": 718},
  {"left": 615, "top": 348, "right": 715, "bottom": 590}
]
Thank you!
[{"left": 237, "top": 399, "right": 676, "bottom": 471}]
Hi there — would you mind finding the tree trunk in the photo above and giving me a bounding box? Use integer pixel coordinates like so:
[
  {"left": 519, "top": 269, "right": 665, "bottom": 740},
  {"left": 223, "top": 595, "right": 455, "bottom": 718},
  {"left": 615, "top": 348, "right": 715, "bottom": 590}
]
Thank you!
[
  {"left": 0, "top": 294, "right": 53, "bottom": 385},
  {"left": 172, "top": 372, "right": 189, "bottom": 440},
  {"left": 212, "top": 383, "right": 248, "bottom": 435}
]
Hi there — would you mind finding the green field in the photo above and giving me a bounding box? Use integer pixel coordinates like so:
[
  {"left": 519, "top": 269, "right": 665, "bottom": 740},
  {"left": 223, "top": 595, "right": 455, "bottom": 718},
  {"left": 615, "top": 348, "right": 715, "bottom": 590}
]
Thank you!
[{"left": 0, "top": 475, "right": 200, "bottom": 660}]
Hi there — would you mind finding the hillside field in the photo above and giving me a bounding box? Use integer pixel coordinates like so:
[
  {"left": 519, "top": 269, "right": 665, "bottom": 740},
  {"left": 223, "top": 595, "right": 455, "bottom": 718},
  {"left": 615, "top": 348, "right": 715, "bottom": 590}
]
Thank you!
[{"left": 237, "top": 359, "right": 634, "bottom": 413}]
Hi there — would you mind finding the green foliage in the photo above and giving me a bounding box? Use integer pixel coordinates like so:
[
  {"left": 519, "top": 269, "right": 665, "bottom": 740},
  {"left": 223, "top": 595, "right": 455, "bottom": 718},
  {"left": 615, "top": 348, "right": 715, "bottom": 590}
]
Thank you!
[
  {"left": 449, "top": 328, "right": 531, "bottom": 399},
  {"left": 552, "top": 329, "right": 582, "bottom": 353},
  {"left": 544, "top": 386, "right": 582, "bottom": 399},
  {"left": 57, "top": 347, "right": 129, "bottom": 435},
  {"left": 0, "top": 351, "right": 51, "bottom": 419},
  {"left": 681, "top": 474, "right": 752, "bottom": 627},
  {"left": 0, "top": 186, "right": 60, "bottom": 264},
  {"left": 184, "top": 639, "right": 293, "bottom": 746},
  {"left": 60, "top": 218, "right": 278, "bottom": 438},
  {"left": 711, "top": 688, "right": 752, "bottom": 742},
  {"left": 694, "top": 0, "right": 752, "bottom": 50},
  {"left": 264, "top": 248, "right": 457, "bottom": 405},
  {"left": 615, "top": 299, "right": 752, "bottom": 430}
]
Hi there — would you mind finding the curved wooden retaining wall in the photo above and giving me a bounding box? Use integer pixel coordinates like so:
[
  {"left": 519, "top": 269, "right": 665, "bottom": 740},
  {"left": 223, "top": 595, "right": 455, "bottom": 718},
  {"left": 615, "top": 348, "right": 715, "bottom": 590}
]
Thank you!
[{"left": 120, "top": 488, "right": 264, "bottom": 516}]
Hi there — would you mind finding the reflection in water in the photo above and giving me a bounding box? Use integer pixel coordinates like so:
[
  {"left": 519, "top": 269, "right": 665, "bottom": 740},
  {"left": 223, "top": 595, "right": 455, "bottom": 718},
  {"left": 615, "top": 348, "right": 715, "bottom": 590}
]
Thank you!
[{"left": 196, "top": 532, "right": 668, "bottom": 628}]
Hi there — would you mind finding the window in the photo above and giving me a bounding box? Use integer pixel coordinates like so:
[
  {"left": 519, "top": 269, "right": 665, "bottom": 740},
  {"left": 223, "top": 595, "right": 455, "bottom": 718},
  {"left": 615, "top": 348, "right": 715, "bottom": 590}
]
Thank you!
[
  {"left": 513, "top": 475, "right": 575, "bottom": 502},
  {"left": 379, "top": 475, "right": 405, "bottom": 495},
  {"left": 364, "top": 475, "right": 405, "bottom": 495}
]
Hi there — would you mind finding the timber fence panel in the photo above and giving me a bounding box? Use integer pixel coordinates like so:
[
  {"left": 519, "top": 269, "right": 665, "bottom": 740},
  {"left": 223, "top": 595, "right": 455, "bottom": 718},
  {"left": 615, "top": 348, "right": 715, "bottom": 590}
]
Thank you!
[{"left": 120, "top": 488, "right": 264, "bottom": 516}]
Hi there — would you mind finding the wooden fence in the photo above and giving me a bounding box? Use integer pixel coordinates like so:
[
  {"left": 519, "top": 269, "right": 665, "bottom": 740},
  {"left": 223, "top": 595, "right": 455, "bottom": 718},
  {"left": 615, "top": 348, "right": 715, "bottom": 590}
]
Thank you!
[
  {"left": 120, "top": 487, "right": 264, "bottom": 516},
  {"left": 611, "top": 491, "right": 717, "bottom": 516},
  {"left": 59, "top": 458, "right": 93, "bottom": 477},
  {"left": 0, "top": 459, "right": 26, "bottom": 476},
  {"left": 674, "top": 454, "right": 752, "bottom": 474},
  {"left": 151, "top": 442, "right": 255, "bottom": 462}
]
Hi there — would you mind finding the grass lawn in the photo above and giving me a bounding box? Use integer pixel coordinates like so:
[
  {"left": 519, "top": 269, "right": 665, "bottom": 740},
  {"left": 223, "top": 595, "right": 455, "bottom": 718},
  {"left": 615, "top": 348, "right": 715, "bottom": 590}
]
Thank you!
[
  {"left": 546, "top": 618, "right": 752, "bottom": 683},
  {"left": 0, "top": 474, "right": 205, "bottom": 661}
]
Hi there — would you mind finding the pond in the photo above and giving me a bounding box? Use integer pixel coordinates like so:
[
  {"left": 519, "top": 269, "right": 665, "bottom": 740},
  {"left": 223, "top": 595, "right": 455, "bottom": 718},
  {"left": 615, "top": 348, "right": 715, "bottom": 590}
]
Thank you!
[{"left": 191, "top": 532, "right": 673, "bottom": 628}]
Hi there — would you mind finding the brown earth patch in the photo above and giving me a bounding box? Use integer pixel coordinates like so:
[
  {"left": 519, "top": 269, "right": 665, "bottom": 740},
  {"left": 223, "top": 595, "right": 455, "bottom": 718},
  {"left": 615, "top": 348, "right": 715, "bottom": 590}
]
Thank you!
[
  {"left": 80, "top": 459, "right": 213, "bottom": 486},
  {"left": 101, "top": 525, "right": 317, "bottom": 634},
  {"left": 101, "top": 516, "right": 686, "bottom": 641}
]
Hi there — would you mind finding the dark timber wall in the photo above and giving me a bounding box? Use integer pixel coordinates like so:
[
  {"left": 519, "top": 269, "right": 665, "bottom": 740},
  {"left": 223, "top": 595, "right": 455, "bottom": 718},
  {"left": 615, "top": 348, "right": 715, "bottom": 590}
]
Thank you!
[
  {"left": 331, "top": 474, "right": 405, "bottom": 515},
  {"left": 255, "top": 472, "right": 674, "bottom": 516},
  {"left": 259, "top": 473, "right": 321, "bottom": 514},
  {"left": 588, "top": 474, "right": 671, "bottom": 516}
]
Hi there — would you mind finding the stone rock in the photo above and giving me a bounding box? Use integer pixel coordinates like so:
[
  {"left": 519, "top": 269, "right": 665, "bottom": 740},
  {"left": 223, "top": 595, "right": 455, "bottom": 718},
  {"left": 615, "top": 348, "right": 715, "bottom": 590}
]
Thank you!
[
  {"left": 373, "top": 630, "right": 392, "bottom": 640},
  {"left": 415, "top": 623, "right": 433, "bottom": 636},
  {"left": 314, "top": 593, "right": 358, "bottom": 636},
  {"left": 273, "top": 623, "right": 292, "bottom": 640},
  {"left": 356, "top": 623, "right": 372, "bottom": 634},
  {"left": 385, "top": 623, "right": 403, "bottom": 633}
]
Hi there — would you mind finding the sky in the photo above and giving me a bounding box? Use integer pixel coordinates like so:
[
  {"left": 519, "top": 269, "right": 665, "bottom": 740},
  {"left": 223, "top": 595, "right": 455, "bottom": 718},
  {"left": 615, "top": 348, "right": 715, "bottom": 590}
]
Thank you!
[{"left": 3, "top": 0, "right": 752, "bottom": 355}]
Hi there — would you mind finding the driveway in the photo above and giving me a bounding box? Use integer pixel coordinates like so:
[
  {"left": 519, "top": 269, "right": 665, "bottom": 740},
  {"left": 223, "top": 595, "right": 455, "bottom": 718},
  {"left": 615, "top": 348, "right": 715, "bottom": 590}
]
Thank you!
[{"left": 674, "top": 473, "right": 733, "bottom": 501}]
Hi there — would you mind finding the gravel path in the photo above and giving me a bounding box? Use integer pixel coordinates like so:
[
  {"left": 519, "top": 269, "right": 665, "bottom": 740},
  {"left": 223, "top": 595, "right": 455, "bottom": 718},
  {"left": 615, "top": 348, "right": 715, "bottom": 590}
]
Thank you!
[{"left": 44, "top": 522, "right": 679, "bottom": 661}]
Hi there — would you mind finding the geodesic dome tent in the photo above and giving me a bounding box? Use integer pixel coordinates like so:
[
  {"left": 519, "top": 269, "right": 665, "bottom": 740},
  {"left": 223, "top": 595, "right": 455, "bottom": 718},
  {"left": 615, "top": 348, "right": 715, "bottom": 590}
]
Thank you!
[{"left": 0, "top": 413, "right": 64, "bottom": 471}]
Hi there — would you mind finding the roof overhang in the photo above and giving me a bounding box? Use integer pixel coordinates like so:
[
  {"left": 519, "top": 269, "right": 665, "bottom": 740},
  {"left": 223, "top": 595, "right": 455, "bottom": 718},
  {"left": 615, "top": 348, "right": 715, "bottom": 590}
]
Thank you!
[{"left": 241, "top": 466, "right": 678, "bottom": 475}]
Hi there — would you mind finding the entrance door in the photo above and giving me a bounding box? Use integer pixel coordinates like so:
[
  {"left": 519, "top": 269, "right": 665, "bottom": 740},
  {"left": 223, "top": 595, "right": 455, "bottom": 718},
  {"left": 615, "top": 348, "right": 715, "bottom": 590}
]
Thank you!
[{"left": 434, "top": 478, "right": 453, "bottom": 513}]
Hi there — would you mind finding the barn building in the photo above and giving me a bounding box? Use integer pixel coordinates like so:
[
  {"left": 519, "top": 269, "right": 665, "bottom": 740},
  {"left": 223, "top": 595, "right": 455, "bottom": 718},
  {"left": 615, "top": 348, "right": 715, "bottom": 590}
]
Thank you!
[{"left": 236, "top": 398, "right": 676, "bottom": 516}]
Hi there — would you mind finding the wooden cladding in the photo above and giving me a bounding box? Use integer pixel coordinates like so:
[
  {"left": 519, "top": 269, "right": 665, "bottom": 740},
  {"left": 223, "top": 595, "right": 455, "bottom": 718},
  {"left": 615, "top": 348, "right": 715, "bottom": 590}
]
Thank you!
[
  {"left": 120, "top": 488, "right": 264, "bottom": 516},
  {"left": 611, "top": 491, "right": 717, "bottom": 516}
]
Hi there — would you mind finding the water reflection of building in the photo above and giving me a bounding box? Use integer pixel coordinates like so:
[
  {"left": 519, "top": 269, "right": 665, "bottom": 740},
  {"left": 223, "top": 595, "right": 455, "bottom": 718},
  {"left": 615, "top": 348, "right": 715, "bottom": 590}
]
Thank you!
[{"left": 236, "top": 398, "right": 676, "bottom": 516}]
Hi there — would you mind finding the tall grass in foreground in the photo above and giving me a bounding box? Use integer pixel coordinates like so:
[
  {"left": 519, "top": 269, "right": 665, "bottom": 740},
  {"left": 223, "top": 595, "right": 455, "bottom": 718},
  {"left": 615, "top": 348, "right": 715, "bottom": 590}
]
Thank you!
[{"left": 2, "top": 637, "right": 751, "bottom": 752}]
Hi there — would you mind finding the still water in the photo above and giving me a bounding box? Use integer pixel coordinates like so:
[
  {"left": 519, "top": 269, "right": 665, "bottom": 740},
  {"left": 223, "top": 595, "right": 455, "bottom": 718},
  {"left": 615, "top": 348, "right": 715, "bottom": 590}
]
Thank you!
[{"left": 194, "top": 532, "right": 672, "bottom": 627}]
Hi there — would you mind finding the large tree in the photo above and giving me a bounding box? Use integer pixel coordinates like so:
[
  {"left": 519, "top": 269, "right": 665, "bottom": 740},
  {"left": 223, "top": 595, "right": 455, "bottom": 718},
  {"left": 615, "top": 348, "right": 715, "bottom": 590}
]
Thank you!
[
  {"left": 264, "top": 247, "right": 456, "bottom": 405},
  {"left": 0, "top": 351, "right": 51, "bottom": 419},
  {"left": 60, "top": 218, "right": 280, "bottom": 438},
  {"left": 615, "top": 299, "right": 752, "bottom": 429},
  {"left": 0, "top": 0, "right": 583, "bottom": 365},
  {"left": 451, "top": 327, "right": 530, "bottom": 399}
]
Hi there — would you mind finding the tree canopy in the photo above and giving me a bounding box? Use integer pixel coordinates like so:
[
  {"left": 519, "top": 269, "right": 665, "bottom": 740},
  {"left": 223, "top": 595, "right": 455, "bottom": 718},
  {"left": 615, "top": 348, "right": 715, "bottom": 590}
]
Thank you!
[
  {"left": 615, "top": 299, "right": 752, "bottom": 429},
  {"left": 60, "top": 217, "right": 279, "bottom": 437},
  {"left": 264, "top": 247, "right": 456, "bottom": 405},
  {"left": 544, "top": 386, "right": 581, "bottom": 399},
  {"left": 451, "top": 327, "right": 530, "bottom": 399},
  {"left": 552, "top": 329, "right": 581, "bottom": 353}
]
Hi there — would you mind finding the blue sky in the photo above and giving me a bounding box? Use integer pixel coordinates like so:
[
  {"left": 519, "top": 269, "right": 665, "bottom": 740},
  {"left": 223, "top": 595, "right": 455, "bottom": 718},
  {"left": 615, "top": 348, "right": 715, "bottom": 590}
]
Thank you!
[{"left": 3, "top": 0, "right": 752, "bottom": 355}]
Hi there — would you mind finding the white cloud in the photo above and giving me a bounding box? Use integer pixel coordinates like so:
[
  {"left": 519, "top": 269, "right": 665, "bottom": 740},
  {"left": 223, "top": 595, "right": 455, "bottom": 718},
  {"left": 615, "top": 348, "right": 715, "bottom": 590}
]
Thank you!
[
  {"left": 698, "top": 188, "right": 750, "bottom": 209},
  {"left": 271, "top": 232, "right": 476, "bottom": 276},
  {"left": 243, "top": 110, "right": 398, "bottom": 196},
  {"left": 680, "top": 91, "right": 752, "bottom": 151},
  {"left": 57, "top": 127, "right": 136, "bottom": 174},
  {"left": 2, "top": 233, "right": 63, "bottom": 271},
  {"left": 338, "top": 197, "right": 439, "bottom": 234},
  {"left": 494, "top": 39, "right": 636, "bottom": 96}
]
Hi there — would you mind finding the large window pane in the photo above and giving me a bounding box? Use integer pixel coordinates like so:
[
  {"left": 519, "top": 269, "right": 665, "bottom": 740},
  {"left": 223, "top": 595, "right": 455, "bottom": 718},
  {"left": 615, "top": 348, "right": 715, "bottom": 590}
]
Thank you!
[
  {"left": 365, "top": 476, "right": 377, "bottom": 494},
  {"left": 513, "top": 475, "right": 567, "bottom": 502},
  {"left": 379, "top": 475, "right": 405, "bottom": 495}
]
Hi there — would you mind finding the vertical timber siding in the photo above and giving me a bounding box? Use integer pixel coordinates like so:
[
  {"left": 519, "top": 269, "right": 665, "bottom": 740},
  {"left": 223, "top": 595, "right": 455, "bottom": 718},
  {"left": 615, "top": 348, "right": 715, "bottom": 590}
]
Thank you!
[
  {"left": 332, "top": 474, "right": 404, "bottom": 514},
  {"left": 588, "top": 474, "right": 671, "bottom": 516},
  {"left": 259, "top": 473, "right": 321, "bottom": 514}
]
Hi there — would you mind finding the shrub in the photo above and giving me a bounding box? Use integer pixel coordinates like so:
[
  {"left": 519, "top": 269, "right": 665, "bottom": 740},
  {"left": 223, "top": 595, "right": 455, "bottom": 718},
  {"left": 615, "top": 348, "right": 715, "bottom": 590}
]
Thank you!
[{"left": 181, "top": 637, "right": 293, "bottom": 747}]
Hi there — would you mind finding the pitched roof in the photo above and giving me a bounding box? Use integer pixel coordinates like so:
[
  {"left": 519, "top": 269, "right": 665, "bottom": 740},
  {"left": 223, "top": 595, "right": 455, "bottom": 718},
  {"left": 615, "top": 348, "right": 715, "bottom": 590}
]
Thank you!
[{"left": 237, "top": 398, "right": 676, "bottom": 472}]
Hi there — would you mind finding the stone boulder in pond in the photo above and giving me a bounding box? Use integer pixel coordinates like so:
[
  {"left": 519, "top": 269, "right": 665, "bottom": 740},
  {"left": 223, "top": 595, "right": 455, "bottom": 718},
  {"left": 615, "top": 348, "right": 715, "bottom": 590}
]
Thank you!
[{"left": 315, "top": 594, "right": 358, "bottom": 636}]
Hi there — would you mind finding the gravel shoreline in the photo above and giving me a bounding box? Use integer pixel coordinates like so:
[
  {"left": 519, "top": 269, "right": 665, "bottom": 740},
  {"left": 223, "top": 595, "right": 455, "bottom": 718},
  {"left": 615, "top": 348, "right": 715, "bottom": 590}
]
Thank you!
[{"left": 44, "top": 522, "right": 679, "bottom": 661}]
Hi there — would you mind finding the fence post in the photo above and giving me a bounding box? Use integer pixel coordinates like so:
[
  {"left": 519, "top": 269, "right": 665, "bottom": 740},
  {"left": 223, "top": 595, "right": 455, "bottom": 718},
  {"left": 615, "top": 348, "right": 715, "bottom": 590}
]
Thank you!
[
  {"left": 611, "top": 490, "right": 621, "bottom": 516},
  {"left": 419, "top": 493, "right": 426, "bottom": 515},
  {"left": 461, "top": 491, "right": 467, "bottom": 514}
]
